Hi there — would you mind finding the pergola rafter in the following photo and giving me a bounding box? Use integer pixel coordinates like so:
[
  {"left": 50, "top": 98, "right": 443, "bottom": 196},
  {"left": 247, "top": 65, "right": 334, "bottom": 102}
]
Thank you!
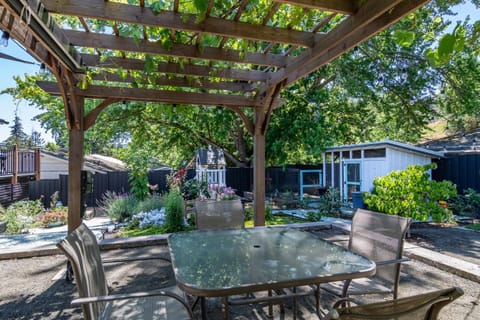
[{"left": 0, "top": 0, "right": 431, "bottom": 231}]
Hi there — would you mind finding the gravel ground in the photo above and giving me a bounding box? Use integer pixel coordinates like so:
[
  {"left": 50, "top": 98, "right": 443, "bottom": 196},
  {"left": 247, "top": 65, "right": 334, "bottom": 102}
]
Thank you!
[{"left": 0, "top": 229, "right": 479, "bottom": 320}]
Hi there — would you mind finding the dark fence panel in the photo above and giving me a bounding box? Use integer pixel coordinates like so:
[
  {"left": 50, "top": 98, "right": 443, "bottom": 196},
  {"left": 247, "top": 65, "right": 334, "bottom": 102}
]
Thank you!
[
  {"left": 59, "top": 175, "right": 68, "bottom": 206},
  {"left": 148, "top": 170, "right": 171, "bottom": 193},
  {"left": 0, "top": 183, "right": 29, "bottom": 207},
  {"left": 29, "top": 179, "right": 60, "bottom": 208},
  {"left": 24, "top": 165, "right": 325, "bottom": 206},
  {"left": 107, "top": 171, "right": 130, "bottom": 194},
  {"left": 227, "top": 168, "right": 252, "bottom": 194},
  {"left": 433, "top": 155, "right": 480, "bottom": 193}
]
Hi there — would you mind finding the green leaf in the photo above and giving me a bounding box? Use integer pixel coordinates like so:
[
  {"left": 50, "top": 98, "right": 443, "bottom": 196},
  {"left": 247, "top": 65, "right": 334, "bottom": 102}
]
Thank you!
[
  {"left": 394, "top": 30, "right": 415, "bottom": 47},
  {"left": 150, "top": 1, "right": 165, "bottom": 15},
  {"left": 193, "top": 0, "right": 209, "bottom": 14},
  {"left": 144, "top": 54, "right": 157, "bottom": 73},
  {"left": 438, "top": 34, "right": 455, "bottom": 58}
]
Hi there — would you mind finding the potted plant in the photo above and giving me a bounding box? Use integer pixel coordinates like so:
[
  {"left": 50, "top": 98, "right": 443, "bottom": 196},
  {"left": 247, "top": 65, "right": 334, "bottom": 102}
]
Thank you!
[{"left": 194, "top": 184, "right": 244, "bottom": 229}]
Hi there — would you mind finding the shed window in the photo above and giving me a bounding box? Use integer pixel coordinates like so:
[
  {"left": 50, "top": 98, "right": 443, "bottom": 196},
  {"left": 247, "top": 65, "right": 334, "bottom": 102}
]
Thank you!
[
  {"left": 352, "top": 150, "right": 362, "bottom": 159},
  {"left": 364, "top": 148, "right": 386, "bottom": 158},
  {"left": 342, "top": 151, "right": 350, "bottom": 159}
]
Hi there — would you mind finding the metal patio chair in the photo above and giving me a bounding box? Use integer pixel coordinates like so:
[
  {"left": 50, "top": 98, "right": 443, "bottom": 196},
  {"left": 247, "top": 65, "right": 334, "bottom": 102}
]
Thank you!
[
  {"left": 322, "top": 286, "right": 464, "bottom": 320},
  {"left": 56, "top": 223, "right": 194, "bottom": 320},
  {"left": 321, "top": 209, "right": 412, "bottom": 300}
]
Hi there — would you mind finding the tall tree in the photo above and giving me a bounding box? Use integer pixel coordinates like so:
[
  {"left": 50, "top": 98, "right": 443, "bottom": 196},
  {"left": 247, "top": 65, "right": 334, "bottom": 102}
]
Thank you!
[{"left": 3, "top": 0, "right": 479, "bottom": 166}]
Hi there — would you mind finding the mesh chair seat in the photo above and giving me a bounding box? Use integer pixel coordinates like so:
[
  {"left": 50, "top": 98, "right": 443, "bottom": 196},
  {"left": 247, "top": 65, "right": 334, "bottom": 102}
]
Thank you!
[
  {"left": 321, "top": 277, "right": 393, "bottom": 297},
  {"left": 101, "top": 293, "right": 192, "bottom": 320}
]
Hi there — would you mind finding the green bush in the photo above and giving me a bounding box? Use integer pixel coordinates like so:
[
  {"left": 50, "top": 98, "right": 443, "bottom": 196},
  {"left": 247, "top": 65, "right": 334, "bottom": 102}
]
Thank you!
[
  {"left": 182, "top": 179, "right": 209, "bottom": 200},
  {"left": 98, "top": 191, "right": 139, "bottom": 222},
  {"left": 449, "top": 188, "right": 480, "bottom": 219},
  {"left": 318, "top": 187, "right": 341, "bottom": 216},
  {"left": 164, "top": 189, "right": 185, "bottom": 232},
  {"left": 2, "top": 200, "right": 44, "bottom": 234},
  {"left": 363, "top": 164, "right": 457, "bottom": 222},
  {"left": 134, "top": 194, "right": 163, "bottom": 213}
]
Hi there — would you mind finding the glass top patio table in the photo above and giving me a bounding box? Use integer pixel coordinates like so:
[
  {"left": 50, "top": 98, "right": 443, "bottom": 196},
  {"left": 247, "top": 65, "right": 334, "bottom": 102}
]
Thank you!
[{"left": 168, "top": 227, "right": 376, "bottom": 297}]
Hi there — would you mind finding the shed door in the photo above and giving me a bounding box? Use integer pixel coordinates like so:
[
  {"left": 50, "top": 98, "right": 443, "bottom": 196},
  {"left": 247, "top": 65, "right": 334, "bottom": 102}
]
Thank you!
[{"left": 343, "top": 161, "right": 361, "bottom": 202}]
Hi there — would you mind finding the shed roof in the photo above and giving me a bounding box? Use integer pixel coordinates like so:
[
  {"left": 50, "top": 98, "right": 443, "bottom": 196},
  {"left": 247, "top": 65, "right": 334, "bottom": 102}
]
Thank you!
[
  {"left": 41, "top": 150, "right": 126, "bottom": 172},
  {"left": 195, "top": 148, "right": 226, "bottom": 166},
  {"left": 417, "top": 128, "right": 480, "bottom": 154},
  {"left": 325, "top": 139, "right": 444, "bottom": 158}
]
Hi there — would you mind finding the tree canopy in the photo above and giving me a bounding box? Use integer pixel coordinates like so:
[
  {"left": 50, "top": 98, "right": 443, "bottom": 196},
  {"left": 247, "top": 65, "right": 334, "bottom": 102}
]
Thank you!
[{"left": 2, "top": 0, "right": 479, "bottom": 167}]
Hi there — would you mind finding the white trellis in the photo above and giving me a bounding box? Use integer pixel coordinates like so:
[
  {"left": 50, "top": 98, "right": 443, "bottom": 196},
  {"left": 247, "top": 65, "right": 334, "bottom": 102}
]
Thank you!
[{"left": 195, "top": 147, "right": 226, "bottom": 186}]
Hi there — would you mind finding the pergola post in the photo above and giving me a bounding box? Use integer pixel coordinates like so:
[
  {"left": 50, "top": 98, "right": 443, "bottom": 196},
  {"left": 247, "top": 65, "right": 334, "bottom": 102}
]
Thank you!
[
  {"left": 253, "top": 107, "right": 266, "bottom": 226},
  {"left": 67, "top": 95, "right": 85, "bottom": 233}
]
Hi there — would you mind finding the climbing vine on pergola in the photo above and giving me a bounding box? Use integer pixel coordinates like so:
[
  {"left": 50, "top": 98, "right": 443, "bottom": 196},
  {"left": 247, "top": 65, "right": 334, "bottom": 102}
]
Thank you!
[{"left": 0, "top": 0, "right": 430, "bottom": 232}]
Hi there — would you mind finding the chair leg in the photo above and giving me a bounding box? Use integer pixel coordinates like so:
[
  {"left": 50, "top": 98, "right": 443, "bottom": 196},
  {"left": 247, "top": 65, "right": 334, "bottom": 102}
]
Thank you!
[
  {"left": 223, "top": 296, "right": 229, "bottom": 320},
  {"left": 268, "top": 289, "right": 273, "bottom": 316},
  {"left": 292, "top": 287, "right": 297, "bottom": 320},
  {"left": 315, "top": 284, "right": 321, "bottom": 316},
  {"left": 65, "top": 261, "right": 74, "bottom": 282}
]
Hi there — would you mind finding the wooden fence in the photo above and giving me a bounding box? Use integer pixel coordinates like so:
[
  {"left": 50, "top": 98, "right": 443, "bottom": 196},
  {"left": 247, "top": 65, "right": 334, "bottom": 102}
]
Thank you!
[
  {"left": 25, "top": 166, "right": 322, "bottom": 208},
  {"left": 433, "top": 154, "right": 480, "bottom": 193},
  {"left": 0, "top": 183, "right": 30, "bottom": 207},
  {"left": 10, "top": 156, "right": 479, "bottom": 208}
]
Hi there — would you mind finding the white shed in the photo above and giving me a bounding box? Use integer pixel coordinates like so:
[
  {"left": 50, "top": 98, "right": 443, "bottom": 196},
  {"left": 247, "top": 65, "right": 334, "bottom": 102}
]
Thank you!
[{"left": 322, "top": 140, "right": 444, "bottom": 202}]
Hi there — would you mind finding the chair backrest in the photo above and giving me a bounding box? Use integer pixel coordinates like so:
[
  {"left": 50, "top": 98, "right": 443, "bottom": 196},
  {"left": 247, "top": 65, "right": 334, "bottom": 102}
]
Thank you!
[
  {"left": 349, "top": 209, "right": 411, "bottom": 292},
  {"left": 332, "top": 287, "right": 464, "bottom": 320},
  {"left": 56, "top": 223, "right": 108, "bottom": 320},
  {"left": 194, "top": 198, "right": 244, "bottom": 230}
]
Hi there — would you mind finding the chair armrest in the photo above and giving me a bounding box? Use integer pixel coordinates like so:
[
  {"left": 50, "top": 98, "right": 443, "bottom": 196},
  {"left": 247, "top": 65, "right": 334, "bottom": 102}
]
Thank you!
[
  {"left": 375, "top": 257, "right": 410, "bottom": 266},
  {"left": 71, "top": 289, "right": 185, "bottom": 305},
  {"left": 321, "top": 297, "right": 362, "bottom": 319},
  {"left": 332, "top": 297, "right": 361, "bottom": 309},
  {"left": 102, "top": 255, "right": 171, "bottom": 264}
]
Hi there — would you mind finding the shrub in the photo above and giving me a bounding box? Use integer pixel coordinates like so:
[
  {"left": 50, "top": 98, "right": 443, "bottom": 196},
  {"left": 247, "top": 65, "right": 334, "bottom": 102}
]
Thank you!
[
  {"left": 182, "top": 179, "right": 209, "bottom": 200},
  {"left": 2, "top": 200, "right": 44, "bottom": 234},
  {"left": 134, "top": 194, "right": 163, "bottom": 213},
  {"left": 131, "top": 208, "right": 166, "bottom": 229},
  {"left": 164, "top": 189, "right": 185, "bottom": 232},
  {"left": 449, "top": 188, "right": 480, "bottom": 219},
  {"left": 39, "top": 210, "right": 68, "bottom": 227},
  {"left": 98, "top": 191, "right": 139, "bottom": 222},
  {"left": 363, "top": 164, "right": 457, "bottom": 222},
  {"left": 318, "top": 187, "right": 341, "bottom": 216}
]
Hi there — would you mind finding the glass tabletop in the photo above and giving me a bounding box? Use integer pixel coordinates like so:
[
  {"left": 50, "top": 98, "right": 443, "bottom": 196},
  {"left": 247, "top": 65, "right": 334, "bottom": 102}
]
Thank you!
[{"left": 168, "top": 227, "right": 375, "bottom": 296}]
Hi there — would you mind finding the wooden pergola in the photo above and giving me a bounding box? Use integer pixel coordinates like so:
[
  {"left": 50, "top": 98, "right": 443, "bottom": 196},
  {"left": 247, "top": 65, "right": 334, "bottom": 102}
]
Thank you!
[{"left": 0, "top": 0, "right": 430, "bottom": 232}]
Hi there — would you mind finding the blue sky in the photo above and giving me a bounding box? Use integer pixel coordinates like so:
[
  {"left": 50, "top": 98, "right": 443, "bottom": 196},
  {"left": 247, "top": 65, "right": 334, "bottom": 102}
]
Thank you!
[{"left": 0, "top": 2, "right": 479, "bottom": 145}]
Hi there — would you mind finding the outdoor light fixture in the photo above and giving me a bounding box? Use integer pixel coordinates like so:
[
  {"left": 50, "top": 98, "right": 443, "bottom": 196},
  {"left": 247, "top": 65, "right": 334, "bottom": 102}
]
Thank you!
[
  {"left": 121, "top": 101, "right": 127, "bottom": 110},
  {"left": 400, "top": 67, "right": 408, "bottom": 81},
  {"left": 39, "top": 63, "right": 46, "bottom": 74},
  {"left": 1, "top": 31, "right": 10, "bottom": 47}
]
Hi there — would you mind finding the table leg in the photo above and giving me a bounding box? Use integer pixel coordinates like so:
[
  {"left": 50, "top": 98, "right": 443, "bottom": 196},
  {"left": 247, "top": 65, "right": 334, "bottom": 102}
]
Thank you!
[{"left": 201, "top": 297, "right": 207, "bottom": 320}]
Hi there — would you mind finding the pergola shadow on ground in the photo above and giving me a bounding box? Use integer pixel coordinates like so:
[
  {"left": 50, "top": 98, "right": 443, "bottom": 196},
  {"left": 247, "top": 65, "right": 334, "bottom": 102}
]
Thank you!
[{"left": 0, "top": 0, "right": 431, "bottom": 232}]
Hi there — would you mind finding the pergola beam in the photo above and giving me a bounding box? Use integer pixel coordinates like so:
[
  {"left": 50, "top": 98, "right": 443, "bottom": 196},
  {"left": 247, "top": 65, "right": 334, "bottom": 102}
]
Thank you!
[
  {"left": 41, "top": 0, "right": 321, "bottom": 48},
  {"left": 91, "top": 72, "right": 256, "bottom": 92},
  {"left": 65, "top": 29, "right": 291, "bottom": 67},
  {"left": 1, "top": 0, "right": 82, "bottom": 72},
  {"left": 273, "top": 0, "right": 357, "bottom": 14},
  {"left": 287, "top": 0, "right": 432, "bottom": 86},
  {"left": 80, "top": 54, "right": 270, "bottom": 82},
  {"left": 37, "top": 81, "right": 263, "bottom": 107}
]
